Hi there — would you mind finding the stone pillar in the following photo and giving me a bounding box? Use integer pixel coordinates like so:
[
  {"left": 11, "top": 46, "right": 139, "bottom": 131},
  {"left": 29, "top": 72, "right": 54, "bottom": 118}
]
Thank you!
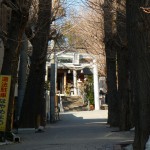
[
  {"left": 64, "top": 72, "right": 67, "bottom": 94},
  {"left": 93, "top": 60, "right": 100, "bottom": 110},
  {"left": 73, "top": 70, "right": 77, "bottom": 96}
]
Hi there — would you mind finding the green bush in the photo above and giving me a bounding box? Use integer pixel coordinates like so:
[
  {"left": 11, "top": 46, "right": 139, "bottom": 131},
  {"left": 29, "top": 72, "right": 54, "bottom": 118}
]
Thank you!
[{"left": 84, "top": 76, "right": 94, "bottom": 105}]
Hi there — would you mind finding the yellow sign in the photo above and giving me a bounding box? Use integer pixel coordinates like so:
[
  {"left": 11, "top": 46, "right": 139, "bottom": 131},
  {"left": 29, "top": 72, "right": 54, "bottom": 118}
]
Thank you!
[{"left": 0, "top": 75, "right": 11, "bottom": 131}]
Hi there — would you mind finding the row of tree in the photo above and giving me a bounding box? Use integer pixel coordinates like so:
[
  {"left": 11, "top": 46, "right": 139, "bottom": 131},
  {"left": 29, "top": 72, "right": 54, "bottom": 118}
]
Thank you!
[
  {"left": 81, "top": 0, "right": 150, "bottom": 149},
  {"left": 62, "top": 0, "right": 150, "bottom": 149},
  {"left": 0, "top": 0, "right": 150, "bottom": 149},
  {"left": 0, "top": 0, "right": 66, "bottom": 130}
]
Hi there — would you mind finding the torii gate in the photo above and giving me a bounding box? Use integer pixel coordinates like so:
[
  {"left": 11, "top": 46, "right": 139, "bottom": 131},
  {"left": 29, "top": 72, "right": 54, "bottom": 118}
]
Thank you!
[{"left": 46, "top": 51, "right": 101, "bottom": 112}]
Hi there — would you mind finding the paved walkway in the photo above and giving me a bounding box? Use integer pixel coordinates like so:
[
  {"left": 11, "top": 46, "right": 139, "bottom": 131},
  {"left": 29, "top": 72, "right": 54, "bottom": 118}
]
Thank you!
[{"left": 0, "top": 110, "right": 134, "bottom": 150}]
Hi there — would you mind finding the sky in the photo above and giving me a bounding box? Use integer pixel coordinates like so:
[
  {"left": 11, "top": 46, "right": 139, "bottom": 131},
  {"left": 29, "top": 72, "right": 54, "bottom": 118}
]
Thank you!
[
  {"left": 54, "top": 0, "right": 87, "bottom": 35},
  {"left": 64, "top": 0, "right": 87, "bottom": 21},
  {"left": 65, "top": 0, "right": 86, "bottom": 13}
]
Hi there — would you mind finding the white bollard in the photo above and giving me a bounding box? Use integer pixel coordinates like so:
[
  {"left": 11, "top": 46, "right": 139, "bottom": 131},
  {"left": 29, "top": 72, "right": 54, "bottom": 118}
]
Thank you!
[
  {"left": 124, "top": 144, "right": 133, "bottom": 150},
  {"left": 145, "top": 136, "right": 150, "bottom": 150}
]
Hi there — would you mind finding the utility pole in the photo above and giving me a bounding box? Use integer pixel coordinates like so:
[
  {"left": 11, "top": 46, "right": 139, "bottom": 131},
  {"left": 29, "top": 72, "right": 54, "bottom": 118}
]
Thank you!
[
  {"left": 50, "top": 41, "right": 56, "bottom": 123},
  {"left": 50, "top": 63, "right": 55, "bottom": 122}
]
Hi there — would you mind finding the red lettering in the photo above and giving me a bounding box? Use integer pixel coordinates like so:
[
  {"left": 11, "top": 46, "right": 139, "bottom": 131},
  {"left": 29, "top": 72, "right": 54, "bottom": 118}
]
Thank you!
[
  {"left": 2, "top": 77, "right": 8, "bottom": 82},
  {"left": 0, "top": 87, "right": 7, "bottom": 93},
  {"left": 1, "top": 82, "right": 8, "bottom": 88},
  {"left": 0, "top": 93, "right": 6, "bottom": 98}
]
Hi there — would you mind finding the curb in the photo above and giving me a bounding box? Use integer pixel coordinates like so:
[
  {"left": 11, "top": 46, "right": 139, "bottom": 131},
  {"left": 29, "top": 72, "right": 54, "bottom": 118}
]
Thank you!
[{"left": 0, "top": 140, "right": 13, "bottom": 146}]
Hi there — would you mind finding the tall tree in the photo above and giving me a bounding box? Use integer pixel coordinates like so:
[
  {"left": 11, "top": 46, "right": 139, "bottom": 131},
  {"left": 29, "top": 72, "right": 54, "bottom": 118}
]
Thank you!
[
  {"left": 127, "top": 0, "right": 150, "bottom": 149},
  {"left": 103, "top": 0, "right": 119, "bottom": 126},
  {"left": 116, "top": 0, "right": 134, "bottom": 130},
  {"left": 20, "top": 0, "right": 52, "bottom": 128},
  {"left": 1, "top": 0, "right": 32, "bottom": 131},
  {"left": 63, "top": 0, "right": 106, "bottom": 76}
]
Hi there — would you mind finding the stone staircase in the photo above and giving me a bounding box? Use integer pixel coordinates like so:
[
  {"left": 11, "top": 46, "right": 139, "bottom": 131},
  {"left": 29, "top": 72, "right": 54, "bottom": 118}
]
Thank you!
[{"left": 62, "top": 96, "right": 88, "bottom": 112}]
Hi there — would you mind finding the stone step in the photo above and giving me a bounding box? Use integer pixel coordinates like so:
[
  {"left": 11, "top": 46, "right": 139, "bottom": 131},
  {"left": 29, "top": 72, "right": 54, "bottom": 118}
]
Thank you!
[{"left": 62, "top": 96, "right": 87, "bottom": 112}]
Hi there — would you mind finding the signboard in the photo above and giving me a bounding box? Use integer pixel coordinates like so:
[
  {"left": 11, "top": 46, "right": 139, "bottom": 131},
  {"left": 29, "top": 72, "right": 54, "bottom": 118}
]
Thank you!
[{"left": 0, "top": 75, "right": 11, "bottom": 131}]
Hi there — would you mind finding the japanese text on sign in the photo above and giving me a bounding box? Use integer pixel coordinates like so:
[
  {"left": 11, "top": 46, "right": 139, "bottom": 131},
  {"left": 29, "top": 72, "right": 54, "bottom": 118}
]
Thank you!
[{"left": 0, "top": 75, "right": 11, "bottom": 131}]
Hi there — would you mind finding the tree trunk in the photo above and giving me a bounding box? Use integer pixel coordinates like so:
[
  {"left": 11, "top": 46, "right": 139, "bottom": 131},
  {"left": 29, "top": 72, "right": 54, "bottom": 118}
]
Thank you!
[
  {"left": 106, "top": 51, "right": 119, "bottom": 127},
  {"left": 116, "top": 0, "right": 134, "bottom": 131},
  {"left": 104, "top": 0, "right": 119, "bottom": 127},
  {"left": 1, "top": 3, "right": 30, "bottom": 131},
  {"left": 127, "top": 0, "right": 150, "bottom": 149},
  {"left": 20, "top": 0, "right": 52, "bottom": 128},
  {"left": 117, "top": 47, "right": 134, "bottom": 130}
]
